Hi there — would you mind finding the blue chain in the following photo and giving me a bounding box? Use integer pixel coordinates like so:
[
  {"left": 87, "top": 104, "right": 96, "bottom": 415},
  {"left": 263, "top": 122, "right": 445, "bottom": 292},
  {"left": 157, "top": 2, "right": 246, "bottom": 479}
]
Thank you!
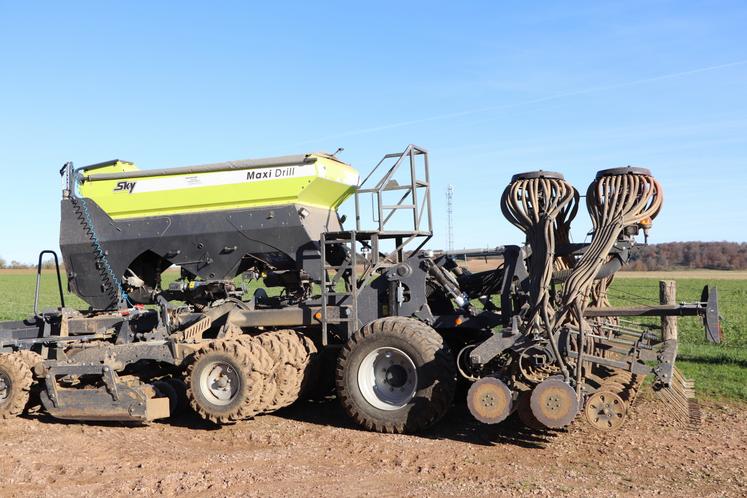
[{"left": 74, "top": 174, "right": 131, "bottom": 307}]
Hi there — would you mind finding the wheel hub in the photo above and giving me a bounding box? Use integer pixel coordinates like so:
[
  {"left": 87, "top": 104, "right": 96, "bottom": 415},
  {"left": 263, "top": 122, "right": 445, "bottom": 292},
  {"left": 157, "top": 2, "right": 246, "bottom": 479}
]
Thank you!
[
  {"left": 358, "top": 347, "right": 417, "bottom": 411},
  {"left": 584, "top": 390, "right": 627, "bottom": 431},
  {"left": 0, "top": 373, "right": 9, "bottom": 403},
  {"left": 200, "top": 361, "right": 240, "bottom": 406},
  {"left": 545, "top": 394, "right": 561, "bottom": 410},
  {"left": 384, "top": 365, "right": 407, "bottom": 388}
]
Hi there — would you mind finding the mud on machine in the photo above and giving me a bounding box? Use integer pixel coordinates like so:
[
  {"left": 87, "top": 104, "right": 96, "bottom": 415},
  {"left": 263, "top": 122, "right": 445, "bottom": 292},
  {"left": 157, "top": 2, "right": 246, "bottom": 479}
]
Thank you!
[{"left": 0, "top": 145, "right": 720, "bottom": 433}]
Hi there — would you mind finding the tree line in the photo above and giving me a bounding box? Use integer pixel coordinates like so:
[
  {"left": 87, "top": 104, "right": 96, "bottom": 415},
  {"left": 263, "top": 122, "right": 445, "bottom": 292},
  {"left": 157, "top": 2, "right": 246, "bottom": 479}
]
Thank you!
[
  {"left": 0, "top": 257, "right": 59, "bottom": 270},
  {"left": 626, "top": 242, "right": 747, "bottom": 271}
]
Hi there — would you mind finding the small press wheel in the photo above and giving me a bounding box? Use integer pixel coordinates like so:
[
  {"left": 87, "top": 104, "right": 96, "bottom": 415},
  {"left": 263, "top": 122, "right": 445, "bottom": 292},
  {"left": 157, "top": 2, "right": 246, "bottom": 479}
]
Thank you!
[
  {"left": 584, "top": 390, "right": 627, "bottom": 431},
  {"left": 529, "top": 377, "right": 579, "bottom": 429},
  {"left": 467, "top": 377, "right": 513, "bottom": 425}
]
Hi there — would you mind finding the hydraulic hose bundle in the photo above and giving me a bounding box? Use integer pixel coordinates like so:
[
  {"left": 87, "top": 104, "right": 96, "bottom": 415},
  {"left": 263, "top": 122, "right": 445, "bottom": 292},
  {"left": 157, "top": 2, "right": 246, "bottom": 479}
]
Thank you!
[
  {"left": 588, "top": 275, "right": 614, "bottom": 308},
  {"left": 552, "top": 184, "right": 579, "bottom": 272},
  {"left": 555, "top": 167, "right": 662, "bottom": 391},
  {"left": 63, "top": 164, "right": 131, "bottom": 309},
  {"left": 558, "top": 167, "right": 662, "bottom": 325},
  {"left": 500, "top": 171, "right": 579, "bottom": 332}
]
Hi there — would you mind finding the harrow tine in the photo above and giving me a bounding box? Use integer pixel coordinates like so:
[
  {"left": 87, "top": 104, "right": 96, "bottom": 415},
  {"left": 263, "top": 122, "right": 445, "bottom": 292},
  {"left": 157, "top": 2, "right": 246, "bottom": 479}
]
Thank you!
[
  {"left": 672, "top": 368, "right": 695, "bottom": 389},
  {"left": 655, "top": 367, "right": 701, "bottom": 428},
  {"left": 658, "top": 388, "right": 691, "bottom": 423},
  {"left": 659, "top": 387, "right": 689, "bottom": 413},
  {"left": 657, "top": 389, "right": 689, "bottom": 424}
]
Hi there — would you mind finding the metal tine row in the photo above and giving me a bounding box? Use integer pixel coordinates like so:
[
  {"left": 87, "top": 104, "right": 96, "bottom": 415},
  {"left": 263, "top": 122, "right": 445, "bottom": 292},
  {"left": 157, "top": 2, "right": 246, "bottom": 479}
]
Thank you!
[
  {"left": 658, "top": 385, "right": 690, "bottom": 414},
  {"left": 670, "top": 378, "right": 696, "bottom": 396},
  {"left": 579, "top": 331, "right": 637, "bottom": 347},
  {"left": 671, "top": 367, "right": 697, "bottom": 398},
  {"left": 656, "top": 387, "right": 700, "bottom": 427},
  {"left": 672, "top": 367, "right": 696, "bottom": 390},
  {"left": 601, "top": 322, "right": 648, "bottom": 333},
  {"left": 655, "top": 367, "right": 702, "bottom": 427}
]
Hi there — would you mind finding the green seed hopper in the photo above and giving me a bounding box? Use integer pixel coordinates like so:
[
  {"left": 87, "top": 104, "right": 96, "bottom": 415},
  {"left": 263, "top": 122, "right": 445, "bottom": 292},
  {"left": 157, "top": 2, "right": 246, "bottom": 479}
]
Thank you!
[{"left": 60, "top": 153, "right": 359, "bottom": 309}]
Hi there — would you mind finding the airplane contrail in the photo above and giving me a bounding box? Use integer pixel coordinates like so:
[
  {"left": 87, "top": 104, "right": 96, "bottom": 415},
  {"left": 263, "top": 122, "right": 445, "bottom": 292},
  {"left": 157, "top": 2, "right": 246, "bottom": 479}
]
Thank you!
[{"left": 295, "top": 59, "right": 747, "bottom": 146}]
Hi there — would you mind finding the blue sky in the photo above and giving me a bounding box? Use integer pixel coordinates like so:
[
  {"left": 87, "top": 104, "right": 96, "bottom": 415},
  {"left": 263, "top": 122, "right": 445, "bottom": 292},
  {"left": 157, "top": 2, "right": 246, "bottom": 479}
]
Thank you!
[{"left": 0, "top": 1, "right": 745, "bottom": 262}]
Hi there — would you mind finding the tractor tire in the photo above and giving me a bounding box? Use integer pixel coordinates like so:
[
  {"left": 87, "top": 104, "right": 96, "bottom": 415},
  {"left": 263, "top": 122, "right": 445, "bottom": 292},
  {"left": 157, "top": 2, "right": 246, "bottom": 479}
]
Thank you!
[
  {"left": 336, "top": 317, "right": 456, "bottom": 434},
  {"left": 185, "top": 340, "right": 264, "bottom": 424},
  {"left": 235, "top": 336, "right": 278, "bottom": 413},
  {"left": 296, "top": 333, "right": 319, "bottom": 397},
  {"left": 0, "top": 353, "right": 33, "bottom": 419},
  {"left": 256, "top": 333, "right": 295, "bottom": 410},
  {"left": 15, "top": 350, "right": 43, "bottom": 376},
  {"left": 256, "top": 330, "right": 314, "bottom": 410},
  {"left": 14, "top": 350, "right": 44, "bottom": 414},
  {"left": 516, "top": 389, "right": 545, "bottom": 431}
]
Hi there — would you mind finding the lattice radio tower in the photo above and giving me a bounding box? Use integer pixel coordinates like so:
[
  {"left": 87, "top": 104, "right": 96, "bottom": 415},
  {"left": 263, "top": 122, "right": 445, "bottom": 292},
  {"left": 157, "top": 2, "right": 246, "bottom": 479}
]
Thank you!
[{"left": 447, "top": 184, "right": 455, "bottom": 251}]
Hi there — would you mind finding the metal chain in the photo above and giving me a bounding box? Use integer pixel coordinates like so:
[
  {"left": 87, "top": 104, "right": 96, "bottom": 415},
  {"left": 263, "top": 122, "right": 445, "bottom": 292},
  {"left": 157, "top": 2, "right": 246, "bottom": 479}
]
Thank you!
[{"left": 71, "top": 173, "right": 130, "bottom": 308}]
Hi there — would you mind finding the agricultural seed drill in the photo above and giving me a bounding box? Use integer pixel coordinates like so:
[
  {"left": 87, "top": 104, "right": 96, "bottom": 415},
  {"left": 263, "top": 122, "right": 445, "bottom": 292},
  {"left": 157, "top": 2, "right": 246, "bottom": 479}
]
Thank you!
[{"left": 0, "top": 145, "right": 720, "bottom": 433}]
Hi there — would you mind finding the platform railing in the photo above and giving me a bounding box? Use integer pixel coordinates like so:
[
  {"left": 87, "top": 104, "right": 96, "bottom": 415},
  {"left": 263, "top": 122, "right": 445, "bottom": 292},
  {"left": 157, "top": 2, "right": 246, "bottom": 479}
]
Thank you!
[
  {"left": 354, "top": 144, "right": 432, "bottom": 239},
  {"left": 319, "top": 146, "right": 434, "bottom": 339}
]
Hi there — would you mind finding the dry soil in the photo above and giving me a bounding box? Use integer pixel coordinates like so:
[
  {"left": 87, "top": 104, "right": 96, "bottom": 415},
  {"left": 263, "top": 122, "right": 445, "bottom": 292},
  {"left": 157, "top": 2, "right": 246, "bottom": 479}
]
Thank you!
[{"left": 0, "top": 392, "right": 744, "bottom": 497}]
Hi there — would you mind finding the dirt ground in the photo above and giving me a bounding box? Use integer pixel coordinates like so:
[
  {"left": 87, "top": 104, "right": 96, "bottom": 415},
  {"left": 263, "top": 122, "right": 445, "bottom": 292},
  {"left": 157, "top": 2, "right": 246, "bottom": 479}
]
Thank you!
[{"left": 0, "top": 391, "right": 744, "bottom": 498}]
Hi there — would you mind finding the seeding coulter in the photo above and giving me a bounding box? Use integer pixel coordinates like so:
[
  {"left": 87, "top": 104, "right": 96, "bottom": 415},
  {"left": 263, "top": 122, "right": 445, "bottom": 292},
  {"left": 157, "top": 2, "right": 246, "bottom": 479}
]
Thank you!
[{"left": 0, "top": 145, "right": 720, "bottom": 433}]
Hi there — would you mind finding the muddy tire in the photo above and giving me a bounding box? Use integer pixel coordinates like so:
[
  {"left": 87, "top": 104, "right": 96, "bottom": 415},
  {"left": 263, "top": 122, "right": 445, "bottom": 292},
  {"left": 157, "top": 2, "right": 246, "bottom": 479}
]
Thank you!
[
  {"left": 15, "top": 350, "right": 43, "bottom": 376},
  {"left": 336, "top": 317, "right": 456, "bottom": 434},
  {"left": 0, "top": 353, "right": 33, "bottom": 419},
  {"left": 186, "top": 340, "right": 264, "bottom": 424},
  {"left": 235, "top": 336, "right": 278, "bottom": 413},
  {"left": 296, "top": 333, "right": 319, "bottom": 397},
  {"left": 257, "top": 330, "right": 314, "bottom": 410},
  {"left": 256, "top": 333, "right": 294, "bottom": 410},
  {"left": 516, "top": 389, "right": 545, "bottom": 431},
  {"left": 14, "top": 350, "right": 44, "bottom": 414}
]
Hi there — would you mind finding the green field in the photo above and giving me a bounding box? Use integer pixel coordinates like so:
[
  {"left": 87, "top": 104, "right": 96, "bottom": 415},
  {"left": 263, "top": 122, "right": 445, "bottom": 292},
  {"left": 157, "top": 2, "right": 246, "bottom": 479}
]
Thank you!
[
  {"left": 1, "top": 271, "right": 744, "bottom": 401},
  {"left": 607, "top": 277, "right": 747, "bottom": 401}
]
